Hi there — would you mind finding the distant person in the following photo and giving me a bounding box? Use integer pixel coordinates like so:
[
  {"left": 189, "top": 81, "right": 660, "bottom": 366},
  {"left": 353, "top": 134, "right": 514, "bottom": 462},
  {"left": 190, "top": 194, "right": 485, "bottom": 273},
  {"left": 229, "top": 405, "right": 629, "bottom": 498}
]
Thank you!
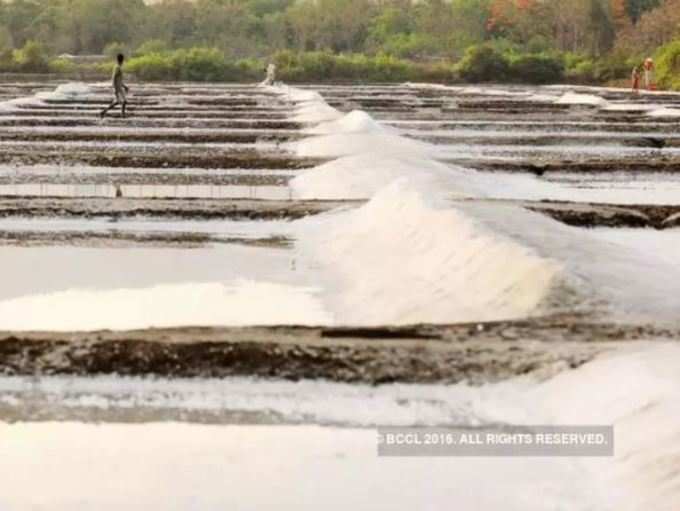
[
  {"left": 260, "top": 63, "right": 276, "bottom": 86},
  {"left": 631, "top": 66, "right": 641, "bottom": 95},
  {"left": 643, "top": 58, "right": 656, "bottom": 91},
  {"left": 100, "top": 53, "right": 129, "bottom": 119}
]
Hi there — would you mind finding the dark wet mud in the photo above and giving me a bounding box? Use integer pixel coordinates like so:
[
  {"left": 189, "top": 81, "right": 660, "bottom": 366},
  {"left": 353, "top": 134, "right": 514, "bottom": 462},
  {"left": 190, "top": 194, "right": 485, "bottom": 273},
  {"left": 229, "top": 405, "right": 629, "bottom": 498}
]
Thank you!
[
  {"left": 0, "top": 197, "right": 350, "bottom": 220},
  {"left": 0, "top": 315, "right": 675, "bottom": 384},
  {"left": 0, "top": 149, "right": 324, "bottom": 170},
  {"left": 0, "top": 230, "right": 291, "bottom": 248},
  {"left": 520, "top": 201, "right": 680, "bottom": 228}
]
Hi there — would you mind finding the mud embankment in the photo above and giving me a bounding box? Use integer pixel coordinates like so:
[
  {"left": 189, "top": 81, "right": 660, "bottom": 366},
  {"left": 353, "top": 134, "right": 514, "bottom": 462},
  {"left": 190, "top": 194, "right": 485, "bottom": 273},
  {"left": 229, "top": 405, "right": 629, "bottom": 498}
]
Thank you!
[
  {"left": 0, "top": 197, "right": 351, "bottom": 220},
  {"left": 0, "top": 149, "right": 325, "bottom": 170},
  {"left": 0, "top": 316, "right": 676, "bottom": 384}
]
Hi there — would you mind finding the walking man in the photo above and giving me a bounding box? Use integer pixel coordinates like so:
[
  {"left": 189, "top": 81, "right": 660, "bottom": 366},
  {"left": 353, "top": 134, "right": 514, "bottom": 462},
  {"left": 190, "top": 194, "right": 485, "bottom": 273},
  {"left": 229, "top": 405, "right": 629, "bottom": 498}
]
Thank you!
[
  {"left": 100, "top": 53, "right": 129, "bottom": 118},
  {"left": 643, "top": 58, "right": 656, "bottom": 91},
  {"left": 631, "top": 65, "right": 641, "bottom": 95}
]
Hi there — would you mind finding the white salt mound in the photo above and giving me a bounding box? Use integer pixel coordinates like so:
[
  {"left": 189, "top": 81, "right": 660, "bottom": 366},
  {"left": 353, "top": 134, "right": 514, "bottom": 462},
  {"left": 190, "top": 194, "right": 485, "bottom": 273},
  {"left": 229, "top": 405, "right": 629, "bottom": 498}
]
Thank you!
[
  {"left": 294, "top": 102, "right": 342, "bottom": 123},
  {"left": 37, "top": 82, "right": 94, "bottom": 102},
  {"left": 290, "top": 153, "right": 484, "bottom": 200},
  {"left": 305, "top": 110, "right": 394, "bottom": 135},
  {"left": 291, "top": 109, "right": 430, "bottom": 157},
  {"left": 554, "top": 92, "right": 608, "bottom": 107},
  {"left": 648, "top": 107, "right": 680, "bottom": 117},
  {"left": 291, "top": 131, "right": 430, "bottom": 158},
  {"left": 525, "top": 342, "right": 680, "bottom": 510},
  {"left": 294, "top": 180, "right": 561, "bottom": 325},
  {"left": 0, "top": 96, "right": 43, "bottom": 111},
  {"left": 267, "top": 84, "right": 342, "bottom": 123},
  {"left": 527, "top": 93, "right": 560, "bottom": 102}
]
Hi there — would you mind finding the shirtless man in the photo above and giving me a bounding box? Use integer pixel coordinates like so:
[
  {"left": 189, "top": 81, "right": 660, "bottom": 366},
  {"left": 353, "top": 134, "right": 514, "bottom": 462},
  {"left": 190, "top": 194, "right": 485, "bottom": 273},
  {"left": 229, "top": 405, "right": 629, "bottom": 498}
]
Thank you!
[
  {"left": 631, "top": 65, "right": 641, "bottom": 95},
  {"left": 100, "top": 53, "right": 129, "bottom": 118}
]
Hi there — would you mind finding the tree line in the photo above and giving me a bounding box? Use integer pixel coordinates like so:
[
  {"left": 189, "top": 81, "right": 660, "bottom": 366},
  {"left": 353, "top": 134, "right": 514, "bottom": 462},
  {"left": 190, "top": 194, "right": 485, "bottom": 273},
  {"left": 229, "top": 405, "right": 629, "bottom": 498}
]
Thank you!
[{"left": 0, "top": 0, "right": 678, "bottom": 85}]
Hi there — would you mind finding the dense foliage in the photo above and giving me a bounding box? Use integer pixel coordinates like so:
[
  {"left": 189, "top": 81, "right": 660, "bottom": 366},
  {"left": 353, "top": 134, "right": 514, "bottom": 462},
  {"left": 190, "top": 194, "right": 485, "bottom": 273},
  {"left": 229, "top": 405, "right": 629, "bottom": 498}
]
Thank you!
[
  {"left": 656, "top": 40, "right": 680, "bottom": 89},
  {"left": 0, "top": 0, "right": 677, "bottom": 85}
]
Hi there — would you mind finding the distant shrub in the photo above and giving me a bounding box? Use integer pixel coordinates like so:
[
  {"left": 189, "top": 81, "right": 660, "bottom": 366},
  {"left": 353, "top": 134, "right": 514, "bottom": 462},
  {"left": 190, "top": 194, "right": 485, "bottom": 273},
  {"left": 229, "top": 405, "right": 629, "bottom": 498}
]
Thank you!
[
  {"left": 272, "top": 50, "right": 432, "bottom": 83},
  {"left": 126, "top": 52, "right": 177, "bottom": 80},
  {"left": 567, "top": 59, "right": 597, "bottom": 83},
  {"left": 381, "top": 33, "right": 438, "bottom": 59},
  {"left": 135, "top": 39, "right": 170, "bottom": 57},
  {"left": 48, "top": 57, "right": 77, "bottom": 74},
  {"left": 592, "top": 53, "right": 631, "bottom": 82},
  {"left": 509, "top": 54, "right": 564, "bottom": 84},
  {"left": 525, "top": 35, "right": 553, "bottom": 54},
  {"left": 104, "top": 42, "right": 130, "bottom": 60},
  {"left": 0, "top": 48, "right": 15, "bottom": 71},
  {"left": 418, "top": 61, "right": 458, "bottom": 82},
  {"left": 563, "top": 53, "right": 596, "bottom": 83},
  {"left": 371, "top": 53, "right": 413, "bottom": 81},
  {"left": 13, "top": 40, "right": 49, "bottom": 72},
  {"left": 125, "top": 47, "right": 262, "bottom": 82},
  {"left": 175, "top": 47, "right": 226, "bottom": 81},
  {"left": 36, "top": 46, "right": 455, "bottom": 83},
  {"left": 233, "top": 58, "right": 265, "bottom": 81},
  {"left": 656, "top": 40, "right": 680, "bottom": 90},
  {"left": 298, "top": 52, "right": 336, "bottom": 80},
  {"left": 455, "top": 45, "right": 510, "bottom": 82}
]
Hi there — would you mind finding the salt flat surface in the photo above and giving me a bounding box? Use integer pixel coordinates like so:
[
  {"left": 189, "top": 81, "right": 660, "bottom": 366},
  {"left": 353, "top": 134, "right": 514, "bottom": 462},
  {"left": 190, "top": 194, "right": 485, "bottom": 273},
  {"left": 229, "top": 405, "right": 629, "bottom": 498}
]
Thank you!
[
  {"left": 0, "top": 164, "right": 297, "bottom": 177},
  {"left": 0, "top": 422, "right": 605, "bottom": 511},
  {"left": 2, "top": 84, "right": 680, "bottom": 329},
  {"left": 0, "top": 217, "right": 294, "bottom": 237},
  {"left": 1, "top": 342, "right": 679, "bottom": 510},
  {"left": 464, "top": 171, "right": 680, "bottom": 205},
  {"left": 588, "top": 228, "right": 680, "bottom": 267},
  {"left": 0, "top": 244, "right": 304, "bottom": 301},
  {"left": 1, "top": 82, "right": 680, "bottom": 509},
  {"left": 0, "top": 281, "right": 330, "bottom": 330},
  {"left": 0, "top": 183, "right": 292, "bottom": 199}
]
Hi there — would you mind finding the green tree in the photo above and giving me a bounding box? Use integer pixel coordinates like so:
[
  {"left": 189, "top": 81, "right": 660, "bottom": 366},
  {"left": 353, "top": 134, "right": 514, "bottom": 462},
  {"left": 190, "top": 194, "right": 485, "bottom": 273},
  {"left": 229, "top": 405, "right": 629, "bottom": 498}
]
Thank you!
[
  {"left": 13, "top": 39, "right": 49, "bottom": 71},
  {"left": 451, "top": 0, "right": 491, "bottom": 53},
  {"left": 625, "top": 0, "right": 661, "bottom": 23}
]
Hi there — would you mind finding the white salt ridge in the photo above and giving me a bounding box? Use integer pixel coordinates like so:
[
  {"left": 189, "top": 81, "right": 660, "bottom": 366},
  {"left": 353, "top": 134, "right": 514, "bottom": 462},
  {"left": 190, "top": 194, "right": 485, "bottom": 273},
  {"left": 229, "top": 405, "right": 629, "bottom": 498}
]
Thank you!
[
  {"left": 553, "top": 90, "right": 680, "bottom": 119},
  {"left": 294, "top": 180, "right": 561, "bottom": 325},
  {"left": 268, "top": 84, "right": 342, "bottom": 123},
  {"left": 403, "top": 82, "right": 463, "bottom": 92},
  {"left": 293, "top": 172, "right": 680, "bottom": 325},
  {"left": 294, "top": 130, "right": 429, "bottom": 158},
  {"left": 0, "top": 82, "right": 95, "bottom": 111},
  {"left": 36, "top": 82, "right": 94, "bottom": 102},
  {"left": 290, "top": 153, "right": 484, "bottom": 200},
  {"left": 303, "top": 109, "right": 396, "bottom": 135},
  {"left": 286, "top": 85, "right": 680, "bottom": 325},
  {"left": 460, "top": 86, "right": 527, "bottom": 97},
  {"left": 554, "top": 92, "right": 608, "bottom": 107},
  {"left": 0, "top": 95, "right": 44, "bottom": 111},
  {"left": 294, "top": 102, "right": 342, "bottom": 123},
  {"left": 290, "top": 108, "right": 429, "bottom": 158},
  {"left": 527, "top": 93, "right": 559, "bottom": 102},
  {"left": 459, "top": 202, "right": 680, "bottom": 323},
  {"left": 404, "top": 83, "right": 530, "bottom": 97},
  {"left": 602, "top": 103, "right": 655, "bottom": 112},
  {"left": 0, "top": 281, "right": 332, "bottom": 331},
  {"left": 0, "top": 374, "right": 500, "bottom": 427},
  {"left": 648, "top": 107, "right": 680, "bottom": 117},
  {"left": 513, "top": 342, "right": 680, "bottom": 511},
  {"left": 420, "top": 83, "right": 680, "bottom": 119}
]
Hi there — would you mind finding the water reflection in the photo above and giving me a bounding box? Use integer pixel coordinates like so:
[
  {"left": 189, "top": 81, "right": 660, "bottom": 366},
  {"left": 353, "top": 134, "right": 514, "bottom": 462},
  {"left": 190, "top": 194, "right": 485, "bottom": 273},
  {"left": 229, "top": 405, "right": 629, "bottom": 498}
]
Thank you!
[{"left": 0, "top": 183, "right": 293, "bottom": 200}]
